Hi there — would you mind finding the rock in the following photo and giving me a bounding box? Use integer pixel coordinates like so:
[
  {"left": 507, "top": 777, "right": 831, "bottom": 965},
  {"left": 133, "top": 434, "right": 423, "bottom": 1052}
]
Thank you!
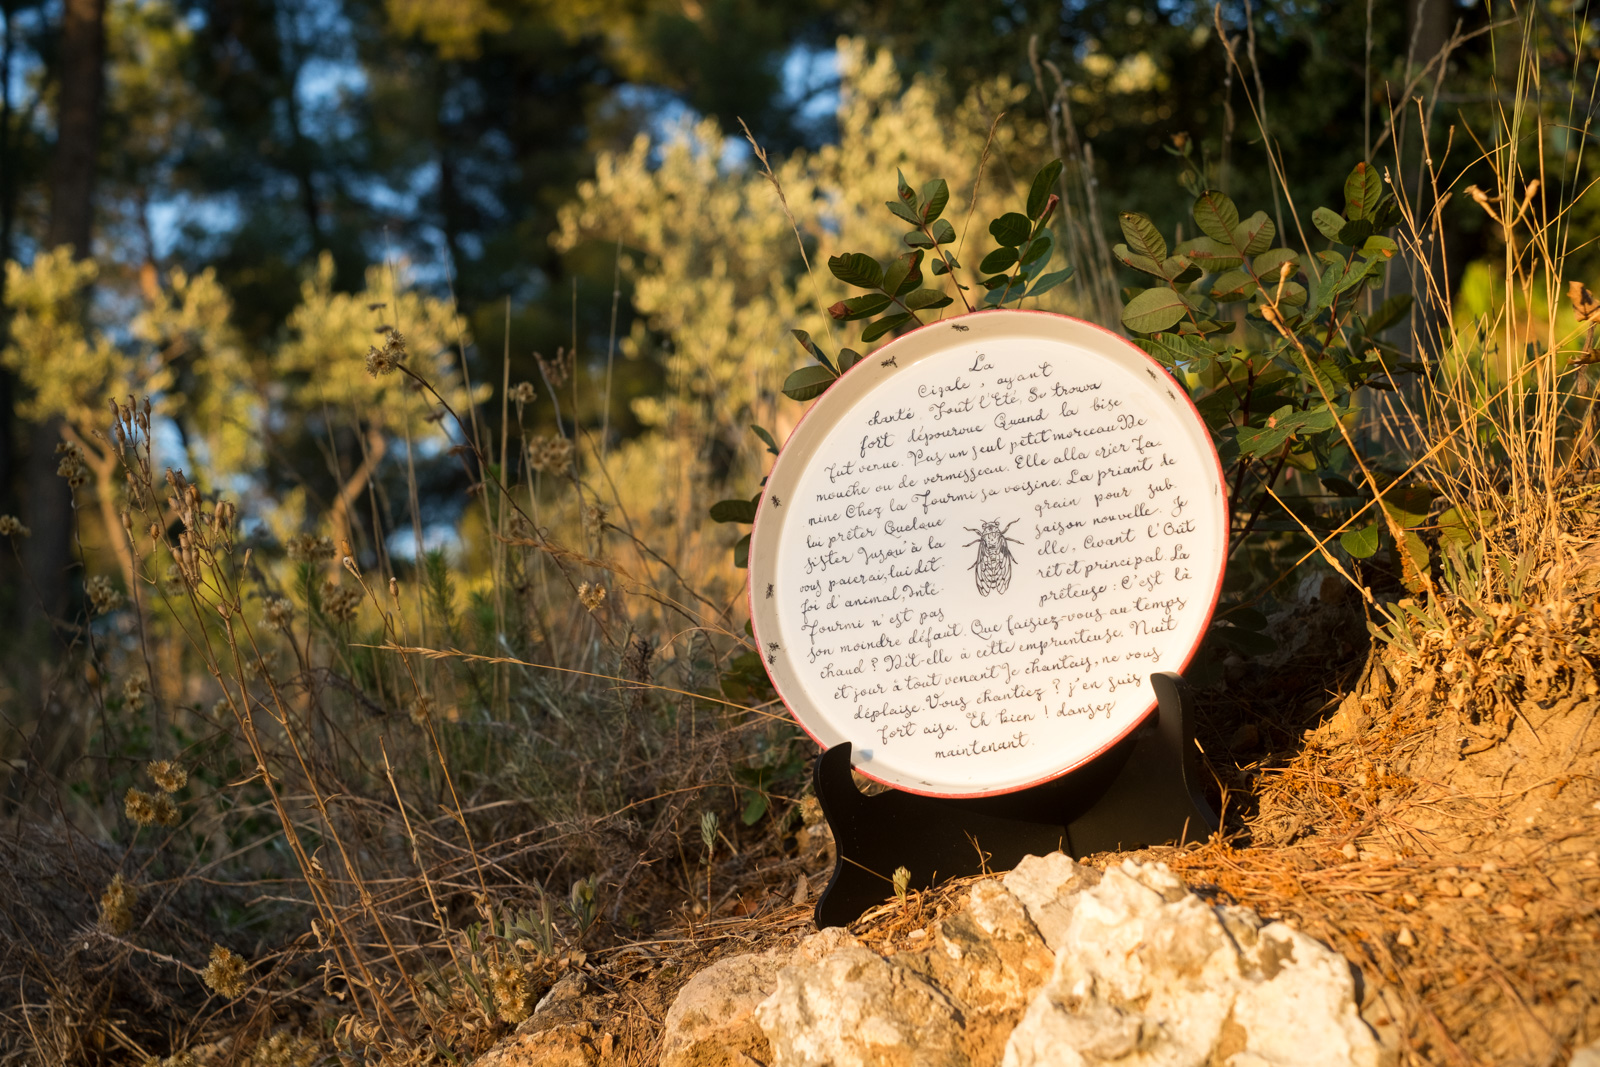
[
  {"left": 534, "top": 972, "right": 585, "bottom": 1013},
  {"left": 475, "top": 1023, "right": 597, "bottom": 1067},
  {"left": 754, "top": 943, "right": 968, "bottom": 1067},
  {"left": 795, "top": 925, "right": 860, "bottom": 960},
  {"left": 907, "top": 882, "right": 1055, "bottom": 1060},
  {"left": 1571, "top": 1042, "right": 1600, "bottom": 1067},
  {"left": 638, "top": 855, "right": 1389, "bottom": 1067},
  {"left": 1001, "top": 852, "right": 1098, "bottom": 952},
  {"left": 1002, "top": 860, "right": 1384, "bottom": 1067},
  {"left": 660, "top": 953, "right": 785, "bottom": 1067}
]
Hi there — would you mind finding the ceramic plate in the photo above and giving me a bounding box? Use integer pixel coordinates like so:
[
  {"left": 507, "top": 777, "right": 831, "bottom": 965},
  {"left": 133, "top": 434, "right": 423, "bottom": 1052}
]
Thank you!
[{"left": 748, "top": 309, "right": 1226, "bottom": 796}]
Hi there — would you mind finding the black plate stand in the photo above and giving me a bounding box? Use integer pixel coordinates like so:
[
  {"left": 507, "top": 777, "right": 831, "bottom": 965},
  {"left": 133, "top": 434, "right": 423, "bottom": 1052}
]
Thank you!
[{"left": 810, "top": 671, "right": 1218, "bottom": 928}]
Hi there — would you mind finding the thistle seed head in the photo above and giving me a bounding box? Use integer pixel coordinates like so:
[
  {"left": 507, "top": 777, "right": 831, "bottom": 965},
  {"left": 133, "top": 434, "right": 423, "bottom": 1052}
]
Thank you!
[
  {"left": 87, "top": 575, "right": 125, "bottom": 615},
  {"left": 201, "top": 944, "right": 250, "bottom": 998},
  {"left": 263, "top": 596, "right": 294, "bottom": 633},
  {"left": 99, "top": 872, "right": 136, "bottom": 935},
  {"left": 148, "top": 760, "right": 187, "bottom": 793},
  {"left": 285, "top": 533, "right": 336, "bottom": 562}
]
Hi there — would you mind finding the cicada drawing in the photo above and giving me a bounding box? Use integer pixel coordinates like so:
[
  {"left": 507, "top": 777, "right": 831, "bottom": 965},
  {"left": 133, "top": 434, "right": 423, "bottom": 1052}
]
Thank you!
[{"left": 964, "top": 518, "right": 1022, "bottom": 596}]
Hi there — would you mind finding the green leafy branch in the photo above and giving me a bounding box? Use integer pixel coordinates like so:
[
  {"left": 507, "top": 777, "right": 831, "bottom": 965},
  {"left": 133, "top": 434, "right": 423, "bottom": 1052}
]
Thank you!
[
  {"left": 1116, "top": 160, "right": 1435, "bottom": 593},
  {"left": 711, "top": 159, "right": 1077, "bottom": 569}
]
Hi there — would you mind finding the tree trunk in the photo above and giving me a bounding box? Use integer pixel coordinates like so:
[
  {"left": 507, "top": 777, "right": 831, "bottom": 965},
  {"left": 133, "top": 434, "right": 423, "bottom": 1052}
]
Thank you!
[
  {"left": 0, "top": 0, "right": 20, "bottom": 605},
  {"left": 23, "top": 0, "right": 105, "bottom": 626}
]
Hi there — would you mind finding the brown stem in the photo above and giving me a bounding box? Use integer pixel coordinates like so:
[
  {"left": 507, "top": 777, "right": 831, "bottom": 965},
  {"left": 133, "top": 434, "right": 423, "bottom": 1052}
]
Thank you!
[{"left": 328, "top": 426, "right": 387, "bottom": 573}]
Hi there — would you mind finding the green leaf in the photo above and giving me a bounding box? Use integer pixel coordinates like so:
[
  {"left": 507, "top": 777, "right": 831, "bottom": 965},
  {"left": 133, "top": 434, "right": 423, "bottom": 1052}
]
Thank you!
[
  {"left": 989, "top": 212, "right": 1033, "bottom": 246},
  {"left": 931, "top": 257, "right": 952, "bottom": 276},
  {"left": 1437, "top": 507, "right": 1477, "bottom": 554},
  {"left": 710, "top": 498, "right": 758, "bottom": 524},
  {"left": 1336, "top": 218, "right": 1374, "bottom": 246},
  {"left": 1359, "top": 234, "right": 1398, "bottom": 259},
  {"left": 1238, "top": 211, "right": 1276, "bottom": 255},
  {"left": 1253, "top": 247, "right": 1300, "bottom": 279},
  {"left": 980, "top": 246, "right": 1019, "bottom": 274},
  {"left": 1320, "top": 474, "right": 1360, "bottom": 497},
  {"left": 835, "top": 293, "right": 893, "bottom": 321},
  {"left": 741, "top": 789, "right": 768, "bottom": 825},
  {"left": 1343, "top": 161, "right": 1383, "bottom": 221},
  {"left": 882, "top": 251, "right": 923, "bottom": 298},
  {"left": 1192, "top": 190, "right": 1242, "bottom": 245},
  {"left": 751, "top": 425, "right": 780, "bottom": 456},
  {"left": 1139, "top": 330, "right": 1212, "bottom": 369},
  {"left": 1340, "top": 521, "right": 1382, "bottom": 559},
  {"left": 1364, "top": 293, "right": 1413, "bottom": 335},
  {"left": 782, "top": 364, "right": 837, "bottom": 401},
  {"left": 903, "top": 231, "right": 935, "bottom": 248},
  {"left": 1276, "top": 280, "right": 1307, "bottom": 307},
  {"left": 861, "top": 312, "right": 913, "bottom": 343},
  {"left": 1312, "top": 207, "right": 1346, "bottom": 241},
  {"left": 829, "top": 253, "right": 883, "bottom": 290},
  {"left": 838, "top": 348, "right": 863, "bottom": 372},
  {"left": 1020, "top": 230, "right": 1054, "bottom": 268},
  {"left": 1174, "top": 236, "right": 1242, "bottom": 272},
  {"left": 896, "top": 168, "right": 916, "bottom": 205},
  {"left": 1121, "top": 287, "right": 1191, "bottom": 334},
  {"left": 1027, "top": 159, "right": 1064, "bottom": 219},
  {"left": 790, "top": 329, "right": 836, "bottom": 372},
  {"left": 1336, "top": 256, "right": 1383, "bottom": 295},
  {"left": 1113, "top": 243, "right": 1165, "bottom": 278},
  {"left": 982, "top": 280, "right": 1021, "bottom": 307},
  {"left": 930, "top": 219, "right": 956, "bottom": 245},
  {"left": 1209, "top": 269, "right": 1258, "bottom": 303},
  {"left": 733, "top": 533, "right": 751, "bottom": 569},
  {"left": 1308, "top": 251, "right": 1348, "bottom": 312},
  {"left": 1118, "top": 211, "right": 1168, "bottom": 262},
  {"left": 1380, "top": 485, "right": 1434, "bottom": 527},
  {"left": 903, "top": 288, "right": 953, "bottom": 310},
  {"left": 1371, "top": 195, "right": 1403, "bottom": 229},
  {"left": 920, "top": 178, "right": 950, "bottom": 222},
  {"left": 886, "top": 199, "right": 921, "bottom": 226},
  {"left": 1234, "top": 403, "right": 1338, "bottom": 457},
  {"left": 1027, "top": 266, "right": 1075, "bottom": 297}
]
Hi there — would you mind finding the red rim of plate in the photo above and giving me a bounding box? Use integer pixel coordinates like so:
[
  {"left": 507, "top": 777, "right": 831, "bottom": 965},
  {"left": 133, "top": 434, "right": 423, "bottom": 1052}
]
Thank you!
[{"left": 747, "top": 308, "right": 1228, "bottom": 798}]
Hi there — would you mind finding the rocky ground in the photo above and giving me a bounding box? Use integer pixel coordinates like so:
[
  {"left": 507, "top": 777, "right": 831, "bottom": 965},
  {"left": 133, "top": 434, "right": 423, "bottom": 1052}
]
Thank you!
[{"left": 467, "top": 585, "right": 1600, "bottom": 1067}]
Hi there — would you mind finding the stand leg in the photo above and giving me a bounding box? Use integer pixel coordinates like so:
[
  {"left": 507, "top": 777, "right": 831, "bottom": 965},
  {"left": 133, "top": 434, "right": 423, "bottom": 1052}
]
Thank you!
[
  {"left": 810, "top": 671, "right": 1216, "bottom": 928},
  {"left": 1063, "top": 672, "right": 1217, "bottom": 856}
]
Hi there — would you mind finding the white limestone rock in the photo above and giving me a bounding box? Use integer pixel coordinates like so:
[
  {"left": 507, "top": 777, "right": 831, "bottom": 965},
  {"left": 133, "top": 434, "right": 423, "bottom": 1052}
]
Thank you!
[
  {"left": 1002, "top": 859, "right": 1384, "bottom": 1067},
  {"left": 660, "top": 953, "right": 786, "bottom": 1067},
  {"left": 1001, "top": 852, "right": 1100, "bottom": 952},
  {"left": 754, "top": 943, "right": 968, "bottom": 1067}
]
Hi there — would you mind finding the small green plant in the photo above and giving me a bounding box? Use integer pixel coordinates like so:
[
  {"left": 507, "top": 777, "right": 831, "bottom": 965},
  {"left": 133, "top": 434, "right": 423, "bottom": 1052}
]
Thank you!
[
  {"left": 565, "top": 878, "right": 599, "bottom": 944},
  {"left": 700, "top": 811, "right": 719, "bottom": 914},
  {"left": 503, "top": 897, "right": 558, "bottom": 961},
  {"left": 892, "top": 865, "right": 911, "bottom": 907}
]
